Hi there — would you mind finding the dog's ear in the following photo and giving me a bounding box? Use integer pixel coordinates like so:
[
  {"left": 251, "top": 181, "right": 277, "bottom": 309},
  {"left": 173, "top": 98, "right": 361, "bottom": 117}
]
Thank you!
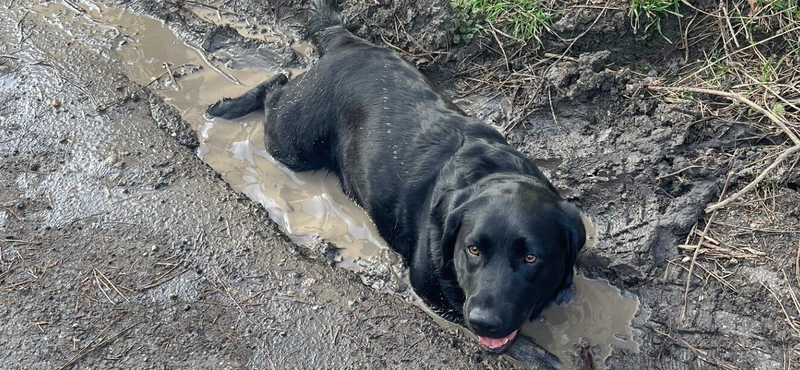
[
  {"left": 554, "top": 200, "right": 586, "bottom": 305},
  {"left": 430, "top": 188, "right": 473, "bottom": 271}
]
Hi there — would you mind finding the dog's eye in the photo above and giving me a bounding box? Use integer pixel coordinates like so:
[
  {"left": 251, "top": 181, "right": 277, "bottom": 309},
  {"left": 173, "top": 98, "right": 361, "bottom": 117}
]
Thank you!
[
  {"left": 467, "top": 245, "right": 480, "bottom": 256},
  {"left": 524, "top": 254, "right": 538, "bottom": 264}
]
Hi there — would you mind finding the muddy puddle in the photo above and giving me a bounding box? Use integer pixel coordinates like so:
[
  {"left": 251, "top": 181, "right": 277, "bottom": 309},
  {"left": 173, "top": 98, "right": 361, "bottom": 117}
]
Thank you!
[{"left": 31, "top": 1, "right": 643, "bottom": 366}]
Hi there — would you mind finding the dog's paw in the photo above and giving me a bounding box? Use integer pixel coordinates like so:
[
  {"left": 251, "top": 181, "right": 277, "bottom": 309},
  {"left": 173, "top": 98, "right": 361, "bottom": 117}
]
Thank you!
[
  {"left": 205, "top": 98, "right": 230, "bottom": 118},
  {"left": 275, "top": 73, "right": 289, "bottom": 84},
  {"left": 555, "top": 284, "right": 575, "bottom": 306}
]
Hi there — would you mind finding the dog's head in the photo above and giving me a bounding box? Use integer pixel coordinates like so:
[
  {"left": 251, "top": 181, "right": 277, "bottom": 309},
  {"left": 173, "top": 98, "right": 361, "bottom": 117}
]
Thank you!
[{"left": 436, "top": 177, "right": 585, "bottom": 352}]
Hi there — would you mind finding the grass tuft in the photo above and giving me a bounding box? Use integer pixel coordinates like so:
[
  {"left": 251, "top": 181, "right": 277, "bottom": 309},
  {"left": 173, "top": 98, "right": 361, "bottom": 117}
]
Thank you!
[
  {"left": 451, "top": 0, "right": 553, "bottom": 46},
  {"left": 629, "top": 0, "right": 683, "bottom": 42}
]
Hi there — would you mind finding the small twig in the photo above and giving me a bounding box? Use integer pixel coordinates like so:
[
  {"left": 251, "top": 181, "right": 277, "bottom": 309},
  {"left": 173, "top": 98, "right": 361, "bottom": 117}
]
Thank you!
[
  {"left": 16, "top": 10, "right": 29, "bottom": 46},
  {"left": 2, "top": 238, "right": 38, "bottom": 244},
  {"left": 135, "top": 263, "right": 186, "bottom": 291},
  {"left": 378, "top": 34, "right": 430, "bottom": 58},
  {"left": 706, "top": 144, "right": 800, "bottom": 213},
  {"left": 162, "top": 62, "right": 180, "bottom": 91},
  {"left": 274, "top": 294, "right": 314, "bottom": 305},
  {"left": 93, "top": 270, "right": 115, "bottom": 304},
  {"left": 0, "top": 279, "right": 33, "bottom": 292},
  {"left": 655, "top": 165, "right": 704, "bottom": 181},
  {"left": 219, "top": 278, "right": 254, "bottom": 325},
  {"left": 487, "top": 23, "right": 510, "bottom": 72},
  {"left": 188, "top": 43, "right": 241, "bottom": 85},
  {"left": 547, "top": 86, "right": 558, "bottom": 127},
  {"left": 542, "top": 52, "right": 578, "bottom": 62},
  {"left": 94, "top": 268, "right": 129, "bottom": 303}
]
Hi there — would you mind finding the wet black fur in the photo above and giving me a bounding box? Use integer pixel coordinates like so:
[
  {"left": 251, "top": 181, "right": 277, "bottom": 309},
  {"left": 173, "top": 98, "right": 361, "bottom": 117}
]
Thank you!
[{"left": 207, "top": 0, "right": 586, "bottom": 350}]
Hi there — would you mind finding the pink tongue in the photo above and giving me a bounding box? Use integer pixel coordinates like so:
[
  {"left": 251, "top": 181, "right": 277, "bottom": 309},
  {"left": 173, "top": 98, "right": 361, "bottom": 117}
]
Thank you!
[{"left": 478, "top": 329, "right": 518, "bottom": 349}]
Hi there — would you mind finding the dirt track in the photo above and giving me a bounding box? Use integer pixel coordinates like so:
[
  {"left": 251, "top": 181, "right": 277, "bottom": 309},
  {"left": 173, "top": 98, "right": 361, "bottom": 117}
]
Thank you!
[{"left": 2, "top": 0, "right": 800, "bottom": 369}]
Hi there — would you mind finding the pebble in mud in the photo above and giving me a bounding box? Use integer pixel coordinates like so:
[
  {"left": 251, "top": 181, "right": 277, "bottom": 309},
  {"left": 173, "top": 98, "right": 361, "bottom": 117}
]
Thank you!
[{"left": 104, "top": 154, "right": 124, "bottom": 168}]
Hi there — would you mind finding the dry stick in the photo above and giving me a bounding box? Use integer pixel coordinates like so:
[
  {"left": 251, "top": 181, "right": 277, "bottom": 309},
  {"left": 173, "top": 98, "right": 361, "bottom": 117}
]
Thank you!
[
  {"left": 706, "top": 144, "right": 800, "bottom": 213},
  {"left": 94, "top": 268, "right": 130, "bottom": 303},
  {"left": 487, "top": 23, "right": 510, "bottom": 72},
  {"left": 93, "top": 269, "right": 116, "bottom": 304},
  {"left": 547, "top": 86, "right": 558, "bottom": 126},
  {"left": 647, "top": 85, "right": 800, "bottom": 145},
  {"left": 135, "top": 263, "right": 185, "bottom": 291},
  {"left": 188, "top": 43, "right": 241, "bottom": 85},
  {"left": 220, "top": 279, "right": 255, "bottom": 325}
]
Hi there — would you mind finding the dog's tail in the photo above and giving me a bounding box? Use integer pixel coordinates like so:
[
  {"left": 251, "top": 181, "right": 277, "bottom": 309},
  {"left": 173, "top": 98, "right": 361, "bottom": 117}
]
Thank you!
[{"left": 307, "top": 0, "right": 349, "bottom": 55}]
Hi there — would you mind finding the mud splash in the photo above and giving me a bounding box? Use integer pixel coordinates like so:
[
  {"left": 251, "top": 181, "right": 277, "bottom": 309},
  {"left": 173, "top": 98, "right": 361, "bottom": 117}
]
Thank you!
[{"left": 31, "top": 2, "right": 643, "bottom": 367}]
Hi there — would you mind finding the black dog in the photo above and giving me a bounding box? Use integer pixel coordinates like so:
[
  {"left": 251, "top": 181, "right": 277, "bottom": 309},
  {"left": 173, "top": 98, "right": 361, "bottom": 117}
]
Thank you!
[{"left": 207, "top": 0, "right": 586, "bottom": 353}]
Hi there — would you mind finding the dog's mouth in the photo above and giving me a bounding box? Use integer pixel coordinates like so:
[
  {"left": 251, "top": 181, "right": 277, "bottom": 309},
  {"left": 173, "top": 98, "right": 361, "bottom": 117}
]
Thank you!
[{"left": 477, "top": 329, "right": 519, "bottom": 352}]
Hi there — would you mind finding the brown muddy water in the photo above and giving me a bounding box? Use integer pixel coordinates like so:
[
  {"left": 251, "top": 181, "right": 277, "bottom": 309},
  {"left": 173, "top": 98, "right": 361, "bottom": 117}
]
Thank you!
[{"left": 31, "top": 1, "right": 643, "bottom": 366}]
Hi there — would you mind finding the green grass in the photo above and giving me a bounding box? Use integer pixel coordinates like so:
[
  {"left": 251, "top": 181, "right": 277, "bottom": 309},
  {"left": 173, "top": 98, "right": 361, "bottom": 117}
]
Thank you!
[
  {"left": 451, "top": 0, "right": 553, "bottom": 45},
  {"left": 629, "top": 0, "right": 683, "bottom": 42},
  {"left": 758, "top": 58, "right": 775, "bottom": 82}
]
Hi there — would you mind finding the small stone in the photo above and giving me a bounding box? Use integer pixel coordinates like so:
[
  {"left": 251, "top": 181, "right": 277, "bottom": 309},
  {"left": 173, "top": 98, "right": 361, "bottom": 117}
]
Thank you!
[
  {"left": 51, "top": 98, "right": 61, "bottom": 108},
  {"left": 151, "top": 245, "right": 158, "bottom": 252},
  {"left": 104, "top": 155, "right": 119, "bottom": 166}
]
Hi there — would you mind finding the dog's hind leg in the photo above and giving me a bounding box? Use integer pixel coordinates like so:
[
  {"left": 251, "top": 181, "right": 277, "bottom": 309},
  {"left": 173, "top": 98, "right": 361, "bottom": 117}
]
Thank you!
[{"left": 206, "top": 73, "right": 288, "bottom": 119}]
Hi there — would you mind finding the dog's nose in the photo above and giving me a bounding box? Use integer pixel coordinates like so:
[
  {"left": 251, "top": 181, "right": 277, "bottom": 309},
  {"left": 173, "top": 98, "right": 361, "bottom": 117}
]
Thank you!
[{"left": 468, "top": 307, "right": 502, "bottom": 335}]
